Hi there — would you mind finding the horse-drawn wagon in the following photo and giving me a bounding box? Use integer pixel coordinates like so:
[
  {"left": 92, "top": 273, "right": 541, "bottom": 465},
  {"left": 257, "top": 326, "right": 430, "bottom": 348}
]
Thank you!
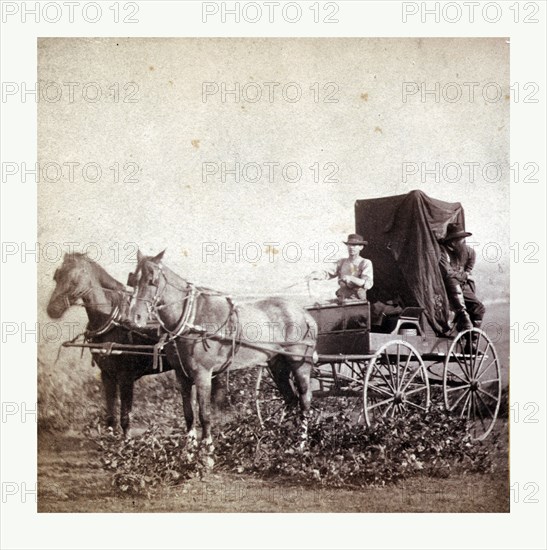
[
  {"left": 255, "top": 190, "right": 502, "bottom": 441},
  {"left": 51, "top": 190, "right": 502, "bottom": 455}
]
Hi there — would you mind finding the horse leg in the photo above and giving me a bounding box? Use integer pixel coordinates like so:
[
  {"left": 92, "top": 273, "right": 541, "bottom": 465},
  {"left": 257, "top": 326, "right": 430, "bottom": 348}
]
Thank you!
[
  {"left": 194, "top": 369, "right": 214, "bottom": 469},
  {"left": 119, "top": 379, "right": 134, "bottom": 438},
  {"left": 290, "top": 360, "right": 313, "bottom": 448},
  {"left": 211, "top": 371, "right": 229, "bottom": 422},
  {"left": 100, "top": 369, "right": 117, "bottom": 433},
  {"left": 176, "top": 369, "right": 197, "bottom": 461},
  {"left": 269, "top": 355, "right": 299, "bottom": 408}
]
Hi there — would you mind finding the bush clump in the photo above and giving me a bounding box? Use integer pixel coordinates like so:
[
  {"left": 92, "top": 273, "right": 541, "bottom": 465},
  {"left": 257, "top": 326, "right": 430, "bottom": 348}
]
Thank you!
[{"left": 90, "top": 404, "right": 498, "bottom": 495}]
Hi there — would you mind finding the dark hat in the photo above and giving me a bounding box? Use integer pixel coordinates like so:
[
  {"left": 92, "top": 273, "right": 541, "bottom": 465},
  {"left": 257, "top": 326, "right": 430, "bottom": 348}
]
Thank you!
[
  {"left": 442, "top": 223, "right": 472, "bottom": 242},
  {"left": 343, "top": 233, "right": 368, "bottom": 246}
]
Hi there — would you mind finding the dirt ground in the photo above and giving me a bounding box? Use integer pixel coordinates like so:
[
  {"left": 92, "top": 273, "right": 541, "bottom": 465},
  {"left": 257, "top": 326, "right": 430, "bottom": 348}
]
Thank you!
[{"left": 38, "top": 422, "right": 509, "bottom": 514}]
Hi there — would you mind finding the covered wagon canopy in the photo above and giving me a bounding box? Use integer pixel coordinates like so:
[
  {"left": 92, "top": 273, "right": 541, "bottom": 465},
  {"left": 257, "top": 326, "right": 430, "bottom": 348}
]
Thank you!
[{"left": 355, "top": 190, "right": 466, "bottom": 334}]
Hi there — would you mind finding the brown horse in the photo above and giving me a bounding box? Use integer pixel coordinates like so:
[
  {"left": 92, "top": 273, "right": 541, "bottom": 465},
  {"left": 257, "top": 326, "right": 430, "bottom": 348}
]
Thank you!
[
  {"left": 46, "top": 253, "right": 175, "bottom": 436},
  {"left": 127, "top": 250, "right": 317, "bottom": 466}
]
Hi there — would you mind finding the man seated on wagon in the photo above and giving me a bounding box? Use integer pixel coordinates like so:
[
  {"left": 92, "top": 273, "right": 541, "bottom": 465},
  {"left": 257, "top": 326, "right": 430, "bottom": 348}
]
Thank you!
[
  {"left": 308, "top": 233, "right": 373, "bottom": 301},
  {"left": 439, "top": 223, "right": 485, "bottom": 332}
]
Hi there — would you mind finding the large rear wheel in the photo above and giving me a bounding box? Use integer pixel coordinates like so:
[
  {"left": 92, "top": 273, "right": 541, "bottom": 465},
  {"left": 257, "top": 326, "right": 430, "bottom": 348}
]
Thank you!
[{"left": 443, "top": 328, "right": 502, "bottom": 440}]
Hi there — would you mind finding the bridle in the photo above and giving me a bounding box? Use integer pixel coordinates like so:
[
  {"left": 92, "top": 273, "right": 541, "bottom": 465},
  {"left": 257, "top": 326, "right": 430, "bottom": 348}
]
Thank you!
[
  {"left": 52, "top": 267, "right": 124, "bottom": 338},
  {"left": 130, "top": 262, "right": 198, "bottom": 338}
]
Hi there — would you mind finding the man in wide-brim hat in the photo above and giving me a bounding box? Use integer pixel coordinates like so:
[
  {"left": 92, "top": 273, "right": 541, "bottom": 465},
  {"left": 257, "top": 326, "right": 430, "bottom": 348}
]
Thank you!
[
  {"left": 309, "top": 233, "right": 373, "bottom": 301},
  {"left": 439, "top": 222, "right": 485, "bottom": 332}
]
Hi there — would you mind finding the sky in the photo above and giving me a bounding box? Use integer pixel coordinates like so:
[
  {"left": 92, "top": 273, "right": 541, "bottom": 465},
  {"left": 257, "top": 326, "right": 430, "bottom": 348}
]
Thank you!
[{"left": 38, "top": 37, "right": 509, "bottom": 313}]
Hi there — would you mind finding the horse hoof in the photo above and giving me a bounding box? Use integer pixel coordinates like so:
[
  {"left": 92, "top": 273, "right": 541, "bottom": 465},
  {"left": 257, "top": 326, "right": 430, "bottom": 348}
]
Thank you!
[
  {"left": 203, "top": 455, "right": 215, "bottom": 470},
  {"left": 186, "top": 452, "right": 196, "bottom": 463}
]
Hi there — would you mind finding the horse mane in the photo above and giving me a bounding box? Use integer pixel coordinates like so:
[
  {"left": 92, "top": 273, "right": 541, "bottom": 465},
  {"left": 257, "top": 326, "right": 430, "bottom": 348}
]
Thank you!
[{"left": 63, "top": 252, "right": 125, "bottom": 291}]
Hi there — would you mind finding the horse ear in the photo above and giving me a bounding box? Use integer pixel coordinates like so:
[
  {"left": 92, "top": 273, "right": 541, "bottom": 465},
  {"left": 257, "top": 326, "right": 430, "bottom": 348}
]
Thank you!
[
  {"left": 152, "top": 249, "right": 166, "bottom": 263},
  {"left": 137, "top": 249, "right": 145, "bottom": 263}
]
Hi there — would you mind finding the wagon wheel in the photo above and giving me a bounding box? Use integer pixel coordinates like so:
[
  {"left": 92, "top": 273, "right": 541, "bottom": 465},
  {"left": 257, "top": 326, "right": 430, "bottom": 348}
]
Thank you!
[
  {"left": 311, "top": 360, "right": 366, "bottom": 423},
  {"left": 443, "top": 328, "right": 501, "bottom": 440},
  {"left": 363, "top": 341, "right": 430, "bottom": 427},
  {"left": 255, "top": 365, "right": 299, "bottom": 426}
]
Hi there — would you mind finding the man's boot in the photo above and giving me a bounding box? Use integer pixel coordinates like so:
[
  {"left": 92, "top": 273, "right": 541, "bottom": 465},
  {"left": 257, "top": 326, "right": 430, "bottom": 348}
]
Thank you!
[
  {"left": 448, "top": 284, "right": 473, "bottom": 332},
  {"left": 470, "top": 319, "right": 483, "bottom": 346}
]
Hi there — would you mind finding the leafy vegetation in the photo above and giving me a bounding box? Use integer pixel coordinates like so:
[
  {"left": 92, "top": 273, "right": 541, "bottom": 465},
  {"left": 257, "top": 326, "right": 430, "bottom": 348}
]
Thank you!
[
  {"left": 90, "top": 403, "right": 499, "bottom": 496},
  {"left": 40, "top": 354, "right": 503, "bottom": 498}
]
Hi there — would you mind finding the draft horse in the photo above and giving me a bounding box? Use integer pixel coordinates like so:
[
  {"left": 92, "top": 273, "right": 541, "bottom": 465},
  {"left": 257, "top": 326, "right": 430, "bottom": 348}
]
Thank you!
[
  {"left": 46, "top": 253, "right": 173, "bottom": 436},
  {"left": 127, "top": 250, "right": 317, "bottom": 466}
]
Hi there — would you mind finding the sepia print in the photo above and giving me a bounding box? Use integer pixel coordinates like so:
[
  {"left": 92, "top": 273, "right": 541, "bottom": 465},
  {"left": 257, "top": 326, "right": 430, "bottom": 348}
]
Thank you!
[{"left": 37, "top": 37, "right": 509, "bottom": 513}]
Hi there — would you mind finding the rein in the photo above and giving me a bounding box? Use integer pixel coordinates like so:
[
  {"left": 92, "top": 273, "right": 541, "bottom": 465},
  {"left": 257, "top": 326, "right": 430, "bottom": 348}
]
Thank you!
[
  {"left": 59, "top": 285, "right": 126, "bottom": 339},
  {"left": 138, "top": 264, "right": 315, "bottom": 364}
]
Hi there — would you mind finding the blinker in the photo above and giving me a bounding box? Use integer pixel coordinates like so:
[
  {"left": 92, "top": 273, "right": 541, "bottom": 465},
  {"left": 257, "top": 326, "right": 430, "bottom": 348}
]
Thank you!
[{"left": 127, "top": 272, "right": 137, "bottom": 287}]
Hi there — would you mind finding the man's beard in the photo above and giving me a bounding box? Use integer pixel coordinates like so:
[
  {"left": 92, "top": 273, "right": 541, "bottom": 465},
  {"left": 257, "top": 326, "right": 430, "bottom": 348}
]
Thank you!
[{"left": 447, "top": 240, "right": 466, "bottom": 263}]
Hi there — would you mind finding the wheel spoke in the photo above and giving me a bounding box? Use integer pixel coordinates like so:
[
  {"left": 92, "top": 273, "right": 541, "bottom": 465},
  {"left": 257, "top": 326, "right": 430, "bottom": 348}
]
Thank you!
[
  {"left": 367, "top": 396, "right": 395, "bottom": 411},
  {"left": 457, "top": 339, "right": 471, "bottom": 378},
  {"left": 475, "top": 390, "right": 495, "bottom": 419},
  {"left": 344, "top": 361, "right": 364, "bottom": 380},
  {"left": 374, "top": 363, "right": 395, "bottom": 392},
  {"left": 396, "top": 344, "right": 401, "bottom": 390},
  {"left": 401, "top": 365, "right": 422, "bottom": 393},
  {"left": 476, "top": 356, "right": 497, "bottom": 381},
  {"left": 445, "top": 366, "right": 469, "bottom": 385},
  {"left": 365, "top": 342, "right": 429, "bottom": 426},
  {"left": 384, "top": 349, "right": 396, "bottom": 389},
  {"left": 399, "top": 353, "right": 412, "bottom": 389},
  {"left": 479, "top": 378, "right": 500, "bottom": 385},
  {"left": 404, "top": 400, "right": 427, "bottom": 411},
  {"left": 449, "top": 386, "right": 470, "bottom": 411},
  {"left": 446, "top": 383, "right": 471, "bottom": 392},
  {"left": 452, "top": 353, "right": 471, "bottom": 382},
  {"left": 366, "top": 383, "right": 393, "bottom": 398},
  {"left": 471, "top": 393, "right": 477, "bottom": 422},
  {"left": 459, "top": 392, "right": 472, "bottom": 418},
  {"left": 477, "top": 387, "right": 499, "bottom": 402},
  {"left": 405, "top": 386, "right": 428, "bottom": 396},
  {"left": 472, "top": 343, "right": 491, "bottom": 378},
  {"left": 471, "top": 331, "right": 482, "bottom": 372}
]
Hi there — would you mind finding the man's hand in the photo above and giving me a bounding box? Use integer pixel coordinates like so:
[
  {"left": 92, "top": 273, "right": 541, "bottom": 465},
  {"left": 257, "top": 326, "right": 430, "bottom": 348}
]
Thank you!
[{"left": 341, "top": 275, "right": 362, "bottom": 287}]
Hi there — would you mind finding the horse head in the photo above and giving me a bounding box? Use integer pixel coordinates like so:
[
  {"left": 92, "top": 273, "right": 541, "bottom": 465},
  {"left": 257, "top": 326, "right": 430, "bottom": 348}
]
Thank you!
[
  {"left": 128, "top": 249, "right": 166, "bottom": 328},
  {"left": 46, "top": 253, "right": 95, "bottom": 318},
  {"left": 47, "top": 253, "right": 125, "bottom": 319}
]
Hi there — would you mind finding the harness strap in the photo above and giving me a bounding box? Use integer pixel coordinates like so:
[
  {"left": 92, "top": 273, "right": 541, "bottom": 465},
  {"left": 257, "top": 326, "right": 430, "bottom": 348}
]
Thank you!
[
  {"left": 211, "top": 297, "right": 241, "bottom": 377},
  {"left": 156, "top": 285, "right": 198, "bottom": 339},
  {"left": 172, "top": 338, "right": 191, "bottom": 380},
  {"left": 153, "top": 333, "right": 168, "bottom": 371},
  {"left": 85, "top": 303, "right": 121, "bottom": 338}
]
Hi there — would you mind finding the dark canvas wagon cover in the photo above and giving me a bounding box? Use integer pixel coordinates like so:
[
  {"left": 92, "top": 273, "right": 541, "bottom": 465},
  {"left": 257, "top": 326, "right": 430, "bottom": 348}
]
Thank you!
[{"left": 355, "top": 190, "right": 465, "bottom": 334}]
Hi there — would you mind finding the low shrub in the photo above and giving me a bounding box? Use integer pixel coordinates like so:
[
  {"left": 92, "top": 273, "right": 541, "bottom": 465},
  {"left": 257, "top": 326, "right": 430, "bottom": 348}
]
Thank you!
[{"left": 90, "top": 403, "right": 499, "bottom": 495}]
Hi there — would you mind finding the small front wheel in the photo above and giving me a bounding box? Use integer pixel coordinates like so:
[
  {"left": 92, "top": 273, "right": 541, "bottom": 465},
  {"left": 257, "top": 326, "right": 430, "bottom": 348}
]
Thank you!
[{"left": 363, "top": 340, "right": 430, "bottom": 427}]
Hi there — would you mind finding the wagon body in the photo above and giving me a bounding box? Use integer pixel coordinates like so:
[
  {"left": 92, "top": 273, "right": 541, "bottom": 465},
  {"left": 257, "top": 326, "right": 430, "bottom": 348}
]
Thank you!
[{"left": 290, "top": 190, "right": 501, "bottom": 440}]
